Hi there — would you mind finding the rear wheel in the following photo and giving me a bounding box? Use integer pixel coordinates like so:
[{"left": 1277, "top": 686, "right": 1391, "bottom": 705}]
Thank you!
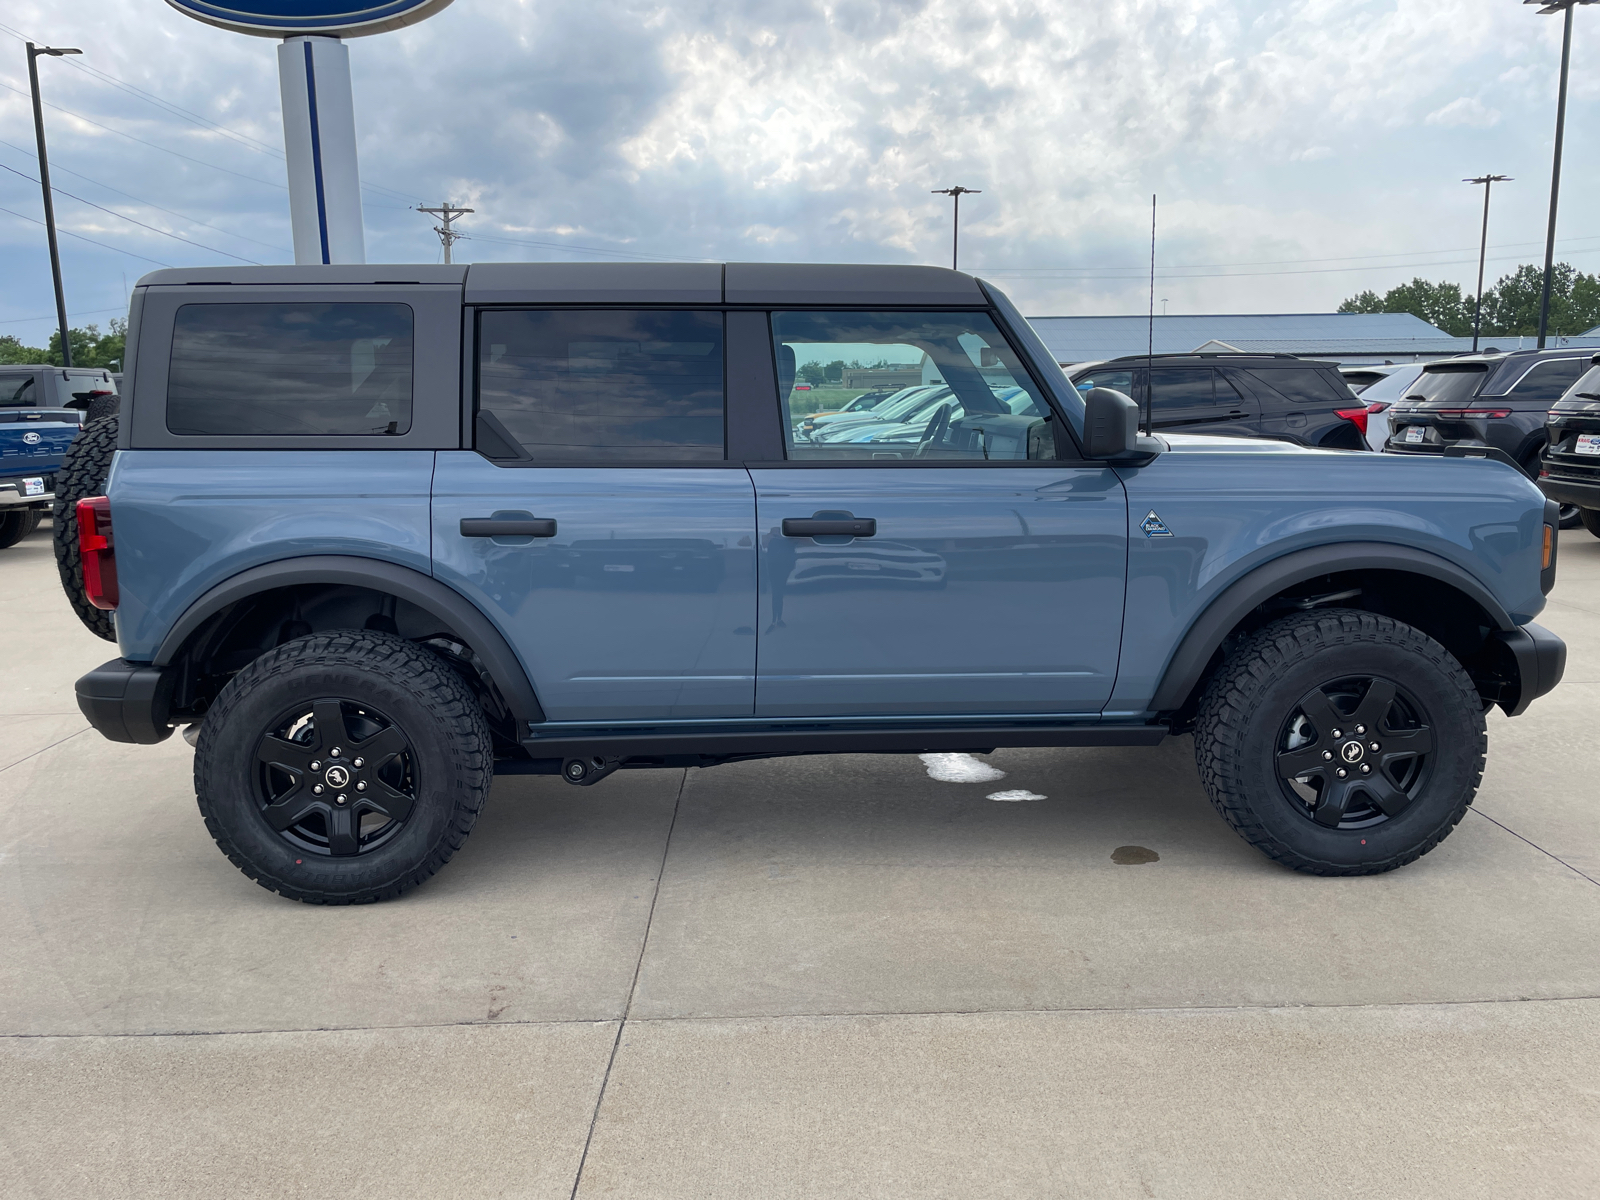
[
  {"left": 1194, "top": 609, "right": 1485, "bottom": 875},
  {"left": 52, "top": 415, "right": 119, "bottom": 641},
  {"left": 194, "top": 631, "right": 493, "bottom": 904},
  {"left": 0, "top": 508, "right": 42, "bottom": 549},
  {"left": 1558, "top": 504, "right": 1583, "bottom": 530},
  {"left": 1580, "top": 508, "right": 1600, "bottom": 539}
]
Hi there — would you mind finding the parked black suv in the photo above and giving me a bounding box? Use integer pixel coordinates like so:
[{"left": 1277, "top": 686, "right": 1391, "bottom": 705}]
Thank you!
[
  {"left": 1383, "top": 349, "right": 1591, "bottom": 524},
  {"left": 1069, "top": 353, "right": 1367, "bottom": 449},
  {"left": 1540, "top": 353, "right": 1600, "bottom": 537}
]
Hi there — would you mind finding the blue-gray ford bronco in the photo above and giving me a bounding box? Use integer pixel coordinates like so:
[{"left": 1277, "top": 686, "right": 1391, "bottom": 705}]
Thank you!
[{"left": 68, "top": 263, "right": 1566, "bottom": 903}]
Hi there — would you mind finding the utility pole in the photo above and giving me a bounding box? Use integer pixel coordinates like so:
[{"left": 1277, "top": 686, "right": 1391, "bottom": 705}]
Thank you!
[
  {"left": 1464, "top": 175, "right": 1511, "bottom": 353},
  {"left": 417, "top": 202, "right": 473, "bottom": 265},
  {"left": 26, "top": 42, "right": 80, "bottom": 368},
  {"left": 931, "top": 186, "right": 981, "bottom": 271},
  {"left": 1526, "top": 0, "right": 1593, "bottom": 347}
]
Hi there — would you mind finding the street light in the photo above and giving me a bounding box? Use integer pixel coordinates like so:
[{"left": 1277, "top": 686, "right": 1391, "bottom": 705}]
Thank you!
[
  {"left": 1525, "top": 0, "right": 1594, "bottom": 348},
  {"left": 1464, "top": 174, "right": 1511, "bottom": 353},
  {"left": 25, "top": 42, "right": 81, "bottom": 369},
  {"left": 931, "top": 186, "right": 981, "bottom": 271}
]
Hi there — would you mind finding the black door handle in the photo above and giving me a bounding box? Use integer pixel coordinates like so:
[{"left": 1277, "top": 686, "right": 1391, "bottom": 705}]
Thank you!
[
  {"left": 782, "top": 517, "right": 876, "bottom": 538},
  {"left": 460, "top": 517, "right": 557, "bottom": 538}
]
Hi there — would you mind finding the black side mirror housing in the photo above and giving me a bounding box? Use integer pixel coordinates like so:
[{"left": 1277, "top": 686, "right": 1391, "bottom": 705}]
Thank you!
[{"left": 1083, "top": 387, "right": 1162, "bottom": 463}]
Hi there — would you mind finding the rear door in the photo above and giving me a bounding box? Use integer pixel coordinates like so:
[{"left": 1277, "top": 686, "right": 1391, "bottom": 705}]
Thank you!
[
  {"left": 431, "top": 307, "right": 758, "bottom": 723},
  {"left": 753, "top": 308, "right": 1127, "bottom": 717},
  {"left": 1145, "top": 367, "right": 1255, "bottom": 436}
]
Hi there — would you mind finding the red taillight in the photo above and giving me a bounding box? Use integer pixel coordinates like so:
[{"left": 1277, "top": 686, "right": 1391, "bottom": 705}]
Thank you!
[
  {"left": 1429, "top": 408, "right": 1513, "bottom": 419},
  {"left": 1364, "top": 401, "right": 1391, "bottom": 414},
  {"left": 1335, "top": 407, "right": 1369, "bottom": 434},
  {"left": 76, "top": 496, "right": 118, "bottom": 610}
]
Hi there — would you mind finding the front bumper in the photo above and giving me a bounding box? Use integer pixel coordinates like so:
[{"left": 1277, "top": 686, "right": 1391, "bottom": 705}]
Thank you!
[
  {"left": 76, "top": 659, "right": 174, "bottom": 744},
  {"left": 1490, "top": 623, "right": 1567, "bottom": 716}
]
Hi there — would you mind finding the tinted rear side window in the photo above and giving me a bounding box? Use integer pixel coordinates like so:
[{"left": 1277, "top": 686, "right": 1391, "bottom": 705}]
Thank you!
[
  {"left": 0, "top": 375, "right": 36, "bottom": 407},
  {"left": 1506, "top": 358, "right": 1587, "bottom": 405},
  {"left": 477, "top": 309, "right": 725, "bottom": 462},
  {"left": 167, "top": 303, "right": 414, "bottom": 436},
  {"left": 1248, "top": 368, "right": 1349, "bottom": 405}
]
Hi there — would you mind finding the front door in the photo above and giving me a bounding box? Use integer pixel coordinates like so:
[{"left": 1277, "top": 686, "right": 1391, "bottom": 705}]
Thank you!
[
  {"left": 755, "top": 309, "right": 1128, "bottom": 717},
  {"left": 432, "top": 308, "right": 757, "bottom": 723}
]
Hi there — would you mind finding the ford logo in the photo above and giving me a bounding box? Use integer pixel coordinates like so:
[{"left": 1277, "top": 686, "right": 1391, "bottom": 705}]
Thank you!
[
  {"left": 164, "top": 0, "right": 455, "bottom": 37},
  {"left": 22, "top": 432, "right": 41, "bottom": 445}
]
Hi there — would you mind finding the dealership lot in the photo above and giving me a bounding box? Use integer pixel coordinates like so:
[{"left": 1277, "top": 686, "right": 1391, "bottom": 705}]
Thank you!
[{"left": 2, "top": 519, "right": 1597, "bottom": 1198}]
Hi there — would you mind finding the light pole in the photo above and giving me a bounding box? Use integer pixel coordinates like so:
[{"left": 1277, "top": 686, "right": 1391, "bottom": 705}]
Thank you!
[
  {"left": 1526, "top": 0, "right": 1593, "bottom": 347},
  {"left": 1464, "top": 174, "right": 1511, "bottom": 352},
  {"left": 931, "top": 186, "right": 981, "bottom": 271},
  {"left": 26, "top": 42, "right": 81, "bottom": 368}
]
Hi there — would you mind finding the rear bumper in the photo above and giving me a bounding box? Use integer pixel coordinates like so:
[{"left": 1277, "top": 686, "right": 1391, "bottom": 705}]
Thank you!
[
  {"left": 0, "top": 475, "right": 53, "bottom": 508},
  {"left": 1539, "top": 474, "right": 1600, "bottom": 510},
  {"left": 75, "top": 659, "right": 174, "bottom": 744},
  {"left": 1491, "top": 623, "right": 1567, "bottom": 717}
]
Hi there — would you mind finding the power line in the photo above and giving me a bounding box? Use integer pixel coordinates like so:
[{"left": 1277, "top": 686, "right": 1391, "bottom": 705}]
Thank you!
[
  {"left": 0, "top": 160, "right": 261, "bottom": 263},
  {"left": 0, "top": 135, "right": 288, "bottom": 252},
  {"left": 0, "top": 304, "right": 126, "bottom": 327},
  {"left": 0, "top": 203, "right": 170, "bottom": 266},
  {"left": 462, "top": 231, "right": 710, "bottom": 262}
]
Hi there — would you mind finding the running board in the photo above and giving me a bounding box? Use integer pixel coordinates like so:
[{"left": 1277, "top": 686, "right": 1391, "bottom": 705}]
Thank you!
[{"left": 515, "top": 722, "right": 1166, "bottom": 764}]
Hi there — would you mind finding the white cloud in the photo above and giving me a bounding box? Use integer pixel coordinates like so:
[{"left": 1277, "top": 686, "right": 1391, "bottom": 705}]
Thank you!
[{"left": 1425, "top": 96, "right": 1502, "bottom": 128}]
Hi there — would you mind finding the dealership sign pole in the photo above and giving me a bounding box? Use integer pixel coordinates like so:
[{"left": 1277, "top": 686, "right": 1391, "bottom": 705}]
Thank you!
[{"left": 164, "top": 2, "right": 456, "bottom": 265}]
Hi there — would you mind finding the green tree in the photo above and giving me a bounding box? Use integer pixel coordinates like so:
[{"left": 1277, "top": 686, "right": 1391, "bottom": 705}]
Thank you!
[
  {"left": 0, "top": 320, "right": 126, "bottom": 368},
  {"left": 0, "top": 335, "right": 49, "bottom": 365},
  {"left": 1337, "top": 290, "right": 1384, "bottom": 315},
  {"left": 796, "top": 361, "right": 826, "bottom": 386},
  {"left": 823, "top": 359, "right": 845, "bottom": 383}
]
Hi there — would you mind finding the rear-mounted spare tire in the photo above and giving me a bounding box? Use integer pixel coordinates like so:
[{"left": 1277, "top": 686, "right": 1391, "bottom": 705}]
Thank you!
[{"left": 53, "top": 415, "right": 119, "bottom": 641}]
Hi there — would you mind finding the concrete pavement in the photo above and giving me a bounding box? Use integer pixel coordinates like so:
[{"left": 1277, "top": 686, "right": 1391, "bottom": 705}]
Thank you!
[{"left": 2, "top": 519, "right": 1598, "bottom": 1198}]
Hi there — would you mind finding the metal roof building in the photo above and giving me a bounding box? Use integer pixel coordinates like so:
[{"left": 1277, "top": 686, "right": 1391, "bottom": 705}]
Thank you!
[{"left": 1023, "top": 311, "right": 1600, "bottom": 366}]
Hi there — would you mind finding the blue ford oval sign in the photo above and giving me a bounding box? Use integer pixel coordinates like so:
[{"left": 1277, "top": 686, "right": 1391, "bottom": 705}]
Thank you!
[{"left": 165, "top": 0, "right": 455, "bottom": 38}]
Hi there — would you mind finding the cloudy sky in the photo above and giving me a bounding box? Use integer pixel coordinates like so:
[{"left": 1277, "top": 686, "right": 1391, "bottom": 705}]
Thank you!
[{"left": 2, "top": 0, "right": 1597, "bottom": 340}]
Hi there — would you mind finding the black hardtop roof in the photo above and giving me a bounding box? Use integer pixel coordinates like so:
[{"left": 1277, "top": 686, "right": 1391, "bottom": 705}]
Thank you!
[
  {"left": 133, "top": 262, "right": 987, "bottom": 307},
  {"left": 1098, "top": 351, "right": 1339, "bottom": 369}
]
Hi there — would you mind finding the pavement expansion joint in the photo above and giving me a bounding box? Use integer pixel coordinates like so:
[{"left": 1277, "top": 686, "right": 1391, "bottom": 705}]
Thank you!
[
  {"left": 7, "top": 993, "right": 1600, "bottom": 1043},
  {"left": 1470, "top": 808, "right": 1600, "bottom": 888}
]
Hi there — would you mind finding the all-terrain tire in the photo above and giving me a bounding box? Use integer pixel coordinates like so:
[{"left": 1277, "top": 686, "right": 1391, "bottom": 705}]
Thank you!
[
  {"left": 1580, "top": 508, "right": 1600, "bottom": 539},
  {"left": 194, "top": 630, "right": 493, "bottom": 904},
  {"left": 52, "top": 415, "right": 119, "bottom": 641},
  {"left": 1194, "top": 608, "right": 1486, "bottom": 875},
  {"left": 0, "top": 507, "right": 42, "bottom": 549},
  {"left": 85, "top": 393, "right": 120, "bottom": 426}
]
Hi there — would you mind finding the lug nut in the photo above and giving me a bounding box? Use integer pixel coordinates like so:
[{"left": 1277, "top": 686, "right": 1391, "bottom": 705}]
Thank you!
[
  {"left": 313, "top": 784, "right": 324, "bottom": 795},
  {"left": 336, "top": 794, "right": 347, "bottom": 805},
  {"left": 1360, "top": 764, "right": 1371, "bottom": 774},
  {"left": 356, "top": 781, "right": 366, "bottom": 792},
  {"left": 1355, "top": 725, "right": 1366, "bottom": 735},
  {"left": 1337, "top": 768, "right": 1348, "bottom": 778},
  {"left": 353, "top": 758, "right": 364, "bottom": 767},
  {"left": 330, "top": 747, "right": 342, "bottom": 757},
  {"left": 1322, "top": 750, "right": 1333, "bottom": 761},
  {"left": 1370, "top": 742, "right": 1380, "bottom": 752},
  {"left": 310, "top": 760, "right": 321, "bottom": 771},
  {"left": 1331, "top": 729, "right": 1342, "bottom": 739}
]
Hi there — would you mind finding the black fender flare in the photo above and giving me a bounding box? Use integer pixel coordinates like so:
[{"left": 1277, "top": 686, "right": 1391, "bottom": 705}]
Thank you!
[
  {"left": 1148, "top": 542, "right": 1515, "bottom": 713},
  {"left": 153, "top": 555, "right": 545, "bottom": 726}
]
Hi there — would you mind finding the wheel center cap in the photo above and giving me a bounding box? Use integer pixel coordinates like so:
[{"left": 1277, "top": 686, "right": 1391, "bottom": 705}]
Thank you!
[
  {"left": 324, "top": 764, "right": 352, "bottom": 789},
  {"left": 1340, "top": 740, "right": 1365, "bottom": 764}
]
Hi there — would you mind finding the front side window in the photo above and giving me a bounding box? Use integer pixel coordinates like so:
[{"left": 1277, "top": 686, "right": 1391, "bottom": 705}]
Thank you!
[
  {"left": 1506, "top": 358, "right": 1587, "bottom": 405},
  {"left": 477, "top": 309, "right": 724, "bottom": 462},
  {"left": 167, "top": 303, "right": 413, "bottom": 436},
  {"left": 774, "top": 311, "right": 1056, "bottom": 462}
]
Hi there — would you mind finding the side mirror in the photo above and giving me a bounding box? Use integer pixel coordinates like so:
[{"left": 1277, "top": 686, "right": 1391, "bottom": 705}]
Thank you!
[{"left": 1082, "top": 387, "right": 1162, "bottom": 464}]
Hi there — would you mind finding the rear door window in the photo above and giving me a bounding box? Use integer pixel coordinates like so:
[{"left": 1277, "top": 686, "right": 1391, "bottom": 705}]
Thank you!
[
  {"left": 477, "top": 309, "right": 725, "bottom": 462},
  {"left": 1405, "top": 364, "right": 1489, "bottom": 406},
  {"left": 166, "top": 303, "right": 414, "bottom": 436},
  {"left": 1247, "top": 367, "right": 1350, "bottom": 406},
  {"left": 1505, "top": 358, "right": 1587, "bottom": 405}
]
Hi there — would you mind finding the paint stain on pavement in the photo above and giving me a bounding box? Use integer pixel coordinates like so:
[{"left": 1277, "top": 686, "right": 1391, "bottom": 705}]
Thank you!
[
  {"left": 988, "top": 790, "right": 1046, "bottom": 802},
  {"left": 919, "top": 752, "right": 1006, "bottom": 782},
  {"left": 1111, "top": 845, "right": 1160, "bottom": 865}
]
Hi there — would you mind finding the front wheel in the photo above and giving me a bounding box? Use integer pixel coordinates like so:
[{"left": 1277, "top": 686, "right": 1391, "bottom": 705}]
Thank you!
[
  {"left": 1194, "top": 609, "right": 1486, "bottom": 875},
  {"left": 194, "top": 630, "right": 493, "bottom": 903}
]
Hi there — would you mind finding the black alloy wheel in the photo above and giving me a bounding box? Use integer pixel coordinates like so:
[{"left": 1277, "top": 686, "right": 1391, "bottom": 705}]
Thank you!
[
  {"left": 1275, "top": 676, "right": 1433, "bottom": 830},
  {"left": 255, "top": 698, "right": 418, "bottom": 857}
]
